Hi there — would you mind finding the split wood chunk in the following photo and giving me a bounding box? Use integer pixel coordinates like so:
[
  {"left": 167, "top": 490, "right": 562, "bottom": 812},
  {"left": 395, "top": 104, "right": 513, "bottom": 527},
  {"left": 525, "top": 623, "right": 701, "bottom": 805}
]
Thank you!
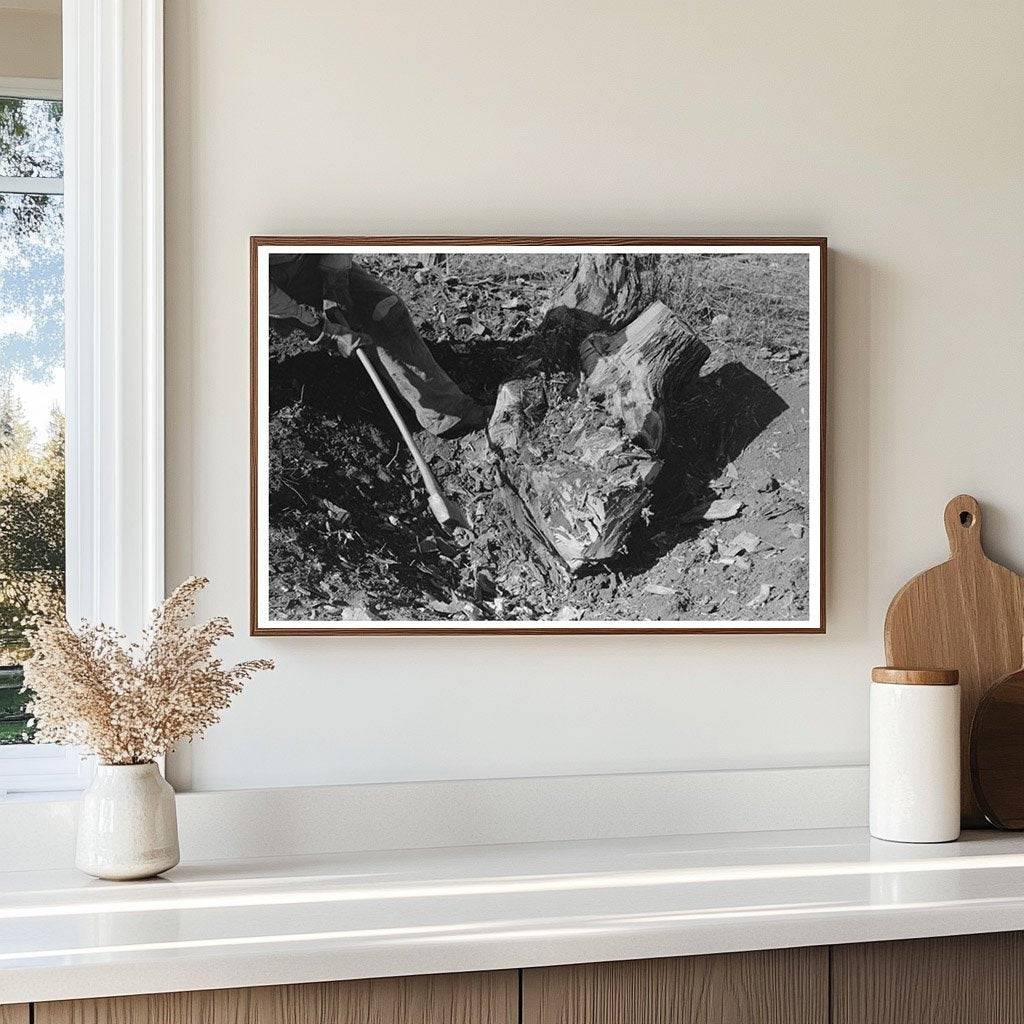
[
  {"left": 582, "top": 300, "right": 708, "bottom": 452},
  {"left": 488, "top": 377, "right": 548, "bottom": 452},
  {"left": 489, "top": 301, "right": 710, "bottom": 573}
]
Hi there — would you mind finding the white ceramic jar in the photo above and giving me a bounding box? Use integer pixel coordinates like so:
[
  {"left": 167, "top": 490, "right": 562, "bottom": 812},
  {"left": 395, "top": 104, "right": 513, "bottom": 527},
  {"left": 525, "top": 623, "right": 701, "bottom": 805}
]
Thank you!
[
  {"left": 76, "top": 762, "right": 180, "bottom": 880},
  {"left": 869, "top": 667, "right": 961, "bottom": 843}
]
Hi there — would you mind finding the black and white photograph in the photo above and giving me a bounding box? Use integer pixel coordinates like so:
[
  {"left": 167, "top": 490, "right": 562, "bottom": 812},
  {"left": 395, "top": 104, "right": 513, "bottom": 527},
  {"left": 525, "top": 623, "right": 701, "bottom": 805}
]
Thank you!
[{"left": 251, "top": 239, "right": 825, "bottom": 633}]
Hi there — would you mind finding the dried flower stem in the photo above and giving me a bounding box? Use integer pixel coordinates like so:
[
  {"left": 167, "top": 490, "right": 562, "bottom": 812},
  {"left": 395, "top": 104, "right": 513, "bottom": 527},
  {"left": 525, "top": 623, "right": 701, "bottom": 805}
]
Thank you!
[{"left": 23, "top": 577, "right": 273, "bottom": 765}]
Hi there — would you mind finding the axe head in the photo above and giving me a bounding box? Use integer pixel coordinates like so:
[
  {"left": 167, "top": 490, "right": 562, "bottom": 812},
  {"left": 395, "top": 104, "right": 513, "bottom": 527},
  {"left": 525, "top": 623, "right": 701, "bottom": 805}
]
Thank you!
[{"left": 428, "top": 492, "right": 471, "bottom": 532}]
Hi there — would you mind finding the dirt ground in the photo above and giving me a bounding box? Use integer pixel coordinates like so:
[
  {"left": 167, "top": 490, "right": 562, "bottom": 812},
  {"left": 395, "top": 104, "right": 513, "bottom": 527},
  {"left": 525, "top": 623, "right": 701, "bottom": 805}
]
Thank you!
[{"left": 267, "top": 252, "right": 813, "bottom": 623}]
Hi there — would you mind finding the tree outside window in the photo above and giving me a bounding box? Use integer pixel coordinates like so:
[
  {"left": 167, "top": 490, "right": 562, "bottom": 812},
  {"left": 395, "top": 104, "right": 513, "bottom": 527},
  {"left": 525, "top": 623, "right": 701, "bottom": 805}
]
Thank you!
[{"left": 0, "top": 94, "right": 65, "bottom": 744}]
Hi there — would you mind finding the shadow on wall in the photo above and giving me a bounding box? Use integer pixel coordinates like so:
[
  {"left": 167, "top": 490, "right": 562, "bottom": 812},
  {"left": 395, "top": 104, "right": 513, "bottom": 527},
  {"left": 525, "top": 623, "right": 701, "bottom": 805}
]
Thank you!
[{"left": 826, "top": 249, "right": 872, "bottom": 633}]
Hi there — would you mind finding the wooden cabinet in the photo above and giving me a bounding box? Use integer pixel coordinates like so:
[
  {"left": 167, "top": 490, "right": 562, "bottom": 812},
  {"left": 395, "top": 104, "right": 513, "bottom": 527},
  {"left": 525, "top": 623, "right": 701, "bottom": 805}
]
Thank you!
[
  {"left": 832, "top": 932, "right": 1024, "bottom": 1024},
  {"left": 22, "top": 932, "right": 1024, "bottom": 1024},
  {"left": 522, "top": 948, "right": 828, "bottom": 1024},
  {"left": 34, "top": 971, "right": 517, "bottom": 1024}
]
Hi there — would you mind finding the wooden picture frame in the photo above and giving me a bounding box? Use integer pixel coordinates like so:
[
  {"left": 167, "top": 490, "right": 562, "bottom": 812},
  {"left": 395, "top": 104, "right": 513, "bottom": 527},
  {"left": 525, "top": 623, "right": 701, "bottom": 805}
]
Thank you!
[{"left": 251, "top": 237, "right": 827, "bottom": 635}]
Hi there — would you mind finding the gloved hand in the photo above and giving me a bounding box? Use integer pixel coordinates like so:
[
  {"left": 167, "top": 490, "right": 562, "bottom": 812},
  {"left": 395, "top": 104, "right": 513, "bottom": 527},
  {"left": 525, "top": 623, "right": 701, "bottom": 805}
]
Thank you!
[
  {"left": 322, "top": 297, "right": 371, "bottom": 357},
  {"left": 331, "top": 330, "right": 373, "bottom": 359}
]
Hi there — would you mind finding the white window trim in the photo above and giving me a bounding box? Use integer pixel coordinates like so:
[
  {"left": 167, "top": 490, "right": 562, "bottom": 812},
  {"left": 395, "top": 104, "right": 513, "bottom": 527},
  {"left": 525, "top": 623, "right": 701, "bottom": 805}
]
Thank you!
[
  {"left": 0, "top": 76, "right": 61, "bottom": 101},
  {"left": 0, "top": 744, "right": 93, "bottom": 799},
  {"left": 0, "top": 2, "right": 165, "bottom": 798},
  {"left": 64, "top": 0, "right": 164, "bottom": 636},
  {"left": 0, "top": 175, "right": 63, "bottom": 195}
]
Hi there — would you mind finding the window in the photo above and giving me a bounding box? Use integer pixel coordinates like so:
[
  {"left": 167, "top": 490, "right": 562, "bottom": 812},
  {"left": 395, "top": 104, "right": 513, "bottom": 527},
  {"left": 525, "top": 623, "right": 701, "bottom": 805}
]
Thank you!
[
  {"left": 0, "top": 4, "right": 166, "bottom": 798},
  {"left": 0, "top": 79, "right": 85, "bottom": 797}
]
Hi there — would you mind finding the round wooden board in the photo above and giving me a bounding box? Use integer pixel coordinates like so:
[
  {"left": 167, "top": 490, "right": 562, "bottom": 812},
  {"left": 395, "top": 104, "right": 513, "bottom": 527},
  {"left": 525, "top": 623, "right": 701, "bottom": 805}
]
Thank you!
[{"left": 970, "top": 663, "right": 1024, "bottom": 829}]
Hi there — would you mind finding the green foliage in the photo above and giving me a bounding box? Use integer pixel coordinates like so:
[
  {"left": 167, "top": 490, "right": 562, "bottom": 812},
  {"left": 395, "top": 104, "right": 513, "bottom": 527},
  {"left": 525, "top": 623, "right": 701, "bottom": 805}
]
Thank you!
[
  {"left": 0, "top": 667, "right": 29, "bottom": 743},
  {"left": 0, "top": 393, "right": 65, "bottom": 646},
  {"left": 0, "top": 395, "right": 65, "bottom": 742}
]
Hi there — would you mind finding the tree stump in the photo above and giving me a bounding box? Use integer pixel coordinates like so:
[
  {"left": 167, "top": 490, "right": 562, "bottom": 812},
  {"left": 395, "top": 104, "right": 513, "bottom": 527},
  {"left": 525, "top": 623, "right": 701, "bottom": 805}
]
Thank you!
[
  {"left": 551, "top": 254, "right": 650, "bottom": 329},
  {"left": 489, "top": 300, "right": 709, "bottom": 573},
  {"left": 518, "top": 254, "right": 656, "bottom": 375}
]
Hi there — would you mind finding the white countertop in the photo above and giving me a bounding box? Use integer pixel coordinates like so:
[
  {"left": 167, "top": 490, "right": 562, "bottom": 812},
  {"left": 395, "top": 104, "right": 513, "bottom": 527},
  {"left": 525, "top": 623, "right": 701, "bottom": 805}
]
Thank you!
[{"left": 4, "top": 826, "right": 1024, "bottom": 1004}]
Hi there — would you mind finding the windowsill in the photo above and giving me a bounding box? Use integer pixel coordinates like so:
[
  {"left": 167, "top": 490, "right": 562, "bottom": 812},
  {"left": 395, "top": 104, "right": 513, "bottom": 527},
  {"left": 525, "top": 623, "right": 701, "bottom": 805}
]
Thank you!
[
  {"left": 0, "top": 743, "right": 94, "bottom": 800},
  {"left": 3, "top": 826, "right": 1024, "bottom": 1004}
]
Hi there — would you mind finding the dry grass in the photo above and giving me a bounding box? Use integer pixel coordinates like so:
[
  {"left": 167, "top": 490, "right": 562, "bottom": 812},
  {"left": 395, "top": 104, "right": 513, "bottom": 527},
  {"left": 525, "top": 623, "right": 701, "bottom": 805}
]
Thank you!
[
  {"left": 652, "top": 253, "right": 810, "bottom": 352},
  {"left": 366, "top": 251, "right": 808, "bottom": 355}
]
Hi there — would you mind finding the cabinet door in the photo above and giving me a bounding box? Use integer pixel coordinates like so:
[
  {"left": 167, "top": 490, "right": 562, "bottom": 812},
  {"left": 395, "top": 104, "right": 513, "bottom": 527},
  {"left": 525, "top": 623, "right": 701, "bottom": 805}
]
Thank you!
[
  {"left": 0, "top": 1006, "right": 29, "bottom": 1024},
  {"left": 35, "top": 970, "right": 517, "bottom": 1024},
  {"left": 832, "top": 932, "right": 1024, "bottom": 1024},
  {"left": 523, "top": 948, "right": 828, "bottom": 1024}
]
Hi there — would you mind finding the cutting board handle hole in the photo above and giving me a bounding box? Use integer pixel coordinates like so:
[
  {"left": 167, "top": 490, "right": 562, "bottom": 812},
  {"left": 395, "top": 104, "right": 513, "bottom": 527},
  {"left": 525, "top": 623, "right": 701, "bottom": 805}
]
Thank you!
[{"left": 944, "top": 495, "right": 983, "bottom": 555}]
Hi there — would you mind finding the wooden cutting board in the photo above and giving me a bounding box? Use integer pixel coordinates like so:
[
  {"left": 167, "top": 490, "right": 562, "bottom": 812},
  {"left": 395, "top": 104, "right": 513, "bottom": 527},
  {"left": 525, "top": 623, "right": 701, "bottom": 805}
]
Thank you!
[{"left": 884, "top": 494, "right": 1024, "bottom": 826}]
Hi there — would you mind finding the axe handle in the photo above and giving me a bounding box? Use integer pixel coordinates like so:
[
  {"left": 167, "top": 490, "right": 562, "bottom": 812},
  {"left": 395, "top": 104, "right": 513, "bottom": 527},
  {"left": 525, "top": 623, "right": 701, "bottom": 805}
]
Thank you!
[{"left": 354, "top": 347, "right": 444, "bottom": 500}]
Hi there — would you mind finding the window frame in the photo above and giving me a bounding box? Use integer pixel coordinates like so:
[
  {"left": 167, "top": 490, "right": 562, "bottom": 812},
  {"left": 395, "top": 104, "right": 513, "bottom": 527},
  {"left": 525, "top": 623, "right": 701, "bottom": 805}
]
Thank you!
[
  {"left": 0, "top": 0, "right": 165, "bottom": 799},
  {"left": 0, "top": 76, "right": 61, "bottom": 101},
  {"left": 0, "top": 76, "right": 64, "bottom": 195}
]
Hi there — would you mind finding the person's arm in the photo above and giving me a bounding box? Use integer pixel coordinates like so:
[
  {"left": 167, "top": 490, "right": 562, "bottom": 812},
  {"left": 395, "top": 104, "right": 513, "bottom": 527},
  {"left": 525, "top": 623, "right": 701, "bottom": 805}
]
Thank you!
[{"left": 268, "top": 279, "right": 321, "bottom": 329}]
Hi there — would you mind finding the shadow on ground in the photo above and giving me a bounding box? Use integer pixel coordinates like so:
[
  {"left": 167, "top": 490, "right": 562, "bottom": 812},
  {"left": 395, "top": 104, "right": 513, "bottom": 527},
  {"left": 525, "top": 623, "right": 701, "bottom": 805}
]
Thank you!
[{"left": 612, "top": 361, "right": 789, "bottom": 577}]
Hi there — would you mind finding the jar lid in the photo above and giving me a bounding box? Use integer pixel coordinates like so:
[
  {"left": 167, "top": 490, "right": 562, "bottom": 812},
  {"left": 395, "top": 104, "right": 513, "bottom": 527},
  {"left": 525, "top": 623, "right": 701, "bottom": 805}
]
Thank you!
[{"left": 871, "top": 666, "right": 959, "bottom": 686}]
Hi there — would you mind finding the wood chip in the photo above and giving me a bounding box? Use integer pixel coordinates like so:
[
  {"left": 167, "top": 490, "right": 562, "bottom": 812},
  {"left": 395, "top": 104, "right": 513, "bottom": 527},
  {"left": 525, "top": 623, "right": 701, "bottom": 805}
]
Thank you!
[
  {"left": 555, "top": 605, "right": 584, "bottom": 620},
  {"left": 644, "top": 583, "right": 678, "bottom": 596},
  {"left": 322, "top": 500, "right": 350, "bottom": 523},
  {"left": 704, "top": 499, "right": 743, "bottom": 521},
  {"left": 341, "top": 605, "right": 379, "bottom": 621},
  {"left": 718, "top": 531, "right": 761, "bottom": 557}
]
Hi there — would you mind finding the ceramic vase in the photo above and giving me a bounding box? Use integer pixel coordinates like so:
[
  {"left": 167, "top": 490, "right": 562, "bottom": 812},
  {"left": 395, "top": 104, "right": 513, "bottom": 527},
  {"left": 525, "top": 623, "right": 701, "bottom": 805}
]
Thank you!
[{"left": 76, "top": 762, "right": 180, "bottom": 880}]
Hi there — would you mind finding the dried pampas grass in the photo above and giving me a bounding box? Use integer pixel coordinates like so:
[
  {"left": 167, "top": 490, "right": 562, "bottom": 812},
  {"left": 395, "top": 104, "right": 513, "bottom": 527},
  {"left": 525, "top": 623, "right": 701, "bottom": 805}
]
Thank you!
[{"left": 23, "top": 576, "right": 273, "bottom": 765}]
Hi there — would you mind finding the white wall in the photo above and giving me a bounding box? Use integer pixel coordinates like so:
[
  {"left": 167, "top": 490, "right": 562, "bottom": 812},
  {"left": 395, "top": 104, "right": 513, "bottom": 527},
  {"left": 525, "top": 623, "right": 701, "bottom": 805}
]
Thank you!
[{"left": 164, "top": 0, "right": 1024, "bottom": 792}]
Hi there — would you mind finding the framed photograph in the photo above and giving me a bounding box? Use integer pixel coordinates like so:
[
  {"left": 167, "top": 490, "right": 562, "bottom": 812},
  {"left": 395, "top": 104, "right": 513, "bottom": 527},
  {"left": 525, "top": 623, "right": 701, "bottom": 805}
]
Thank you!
[{"left": 251, "top": 237, "right": 826, "bottom": 634}]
